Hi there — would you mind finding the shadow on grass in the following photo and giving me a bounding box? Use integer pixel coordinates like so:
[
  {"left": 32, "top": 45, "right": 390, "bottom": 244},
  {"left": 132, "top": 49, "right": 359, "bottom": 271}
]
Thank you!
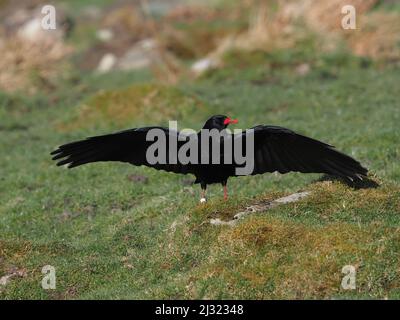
[{"left": 316, "top": 174, "right": 380, "bottom": 189}]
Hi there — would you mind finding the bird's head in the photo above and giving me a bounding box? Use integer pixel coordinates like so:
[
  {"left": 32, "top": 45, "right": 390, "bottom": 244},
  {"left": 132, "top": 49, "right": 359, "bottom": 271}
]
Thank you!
[{"left": 202, "top": 115, "right": 238, "bottom": 131}]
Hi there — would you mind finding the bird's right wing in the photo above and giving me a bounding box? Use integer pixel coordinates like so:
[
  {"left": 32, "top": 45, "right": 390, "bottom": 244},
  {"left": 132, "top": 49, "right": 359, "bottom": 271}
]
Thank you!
[{"left": 51, "top": 126, "right": 195, "bottom": 175}]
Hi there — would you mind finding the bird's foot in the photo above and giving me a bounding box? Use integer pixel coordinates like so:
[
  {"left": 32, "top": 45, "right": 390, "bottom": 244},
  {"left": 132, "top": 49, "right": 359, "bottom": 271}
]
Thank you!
[{"left": 200, "top": 197, "right": 207, "bottom": 204}]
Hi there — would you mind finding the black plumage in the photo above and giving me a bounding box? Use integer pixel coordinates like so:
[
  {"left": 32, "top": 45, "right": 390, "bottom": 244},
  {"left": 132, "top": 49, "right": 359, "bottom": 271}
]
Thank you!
[{"left": 51, "top": 115, "right": 368, "bottom": 201}]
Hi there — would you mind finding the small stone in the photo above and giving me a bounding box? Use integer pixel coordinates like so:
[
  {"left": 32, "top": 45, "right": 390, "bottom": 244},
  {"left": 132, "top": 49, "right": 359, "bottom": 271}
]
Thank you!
[
  {"left": 117, "top": 39, "right": 159, "bottom": 71},
  {"left": 96, "top": 29, "right": 113, "bottom": 42},
  {"left": 191, "top": 58, "right": 218, "bottom": 75},
  {"left": 97, "top": 53, "right": 117, "bottom": 73},
  {"left": 295, "top": 63, "right": 311, "bottom": 76}
]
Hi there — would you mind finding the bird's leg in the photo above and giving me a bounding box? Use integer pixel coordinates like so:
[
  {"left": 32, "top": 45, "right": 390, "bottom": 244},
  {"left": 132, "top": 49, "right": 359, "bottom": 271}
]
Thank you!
[
  {"left": 200, "top": 183, "right": 207, "bottom": 203},
  {"left": 222, "top": 181, "right": 228, "bottom": 201}
]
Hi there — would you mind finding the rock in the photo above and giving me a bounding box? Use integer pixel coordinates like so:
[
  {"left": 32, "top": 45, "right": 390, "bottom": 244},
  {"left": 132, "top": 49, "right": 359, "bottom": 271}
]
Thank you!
[
  {"left": 96, "top": 28, "right": 114, "bottom": 42},
  {"left": 2, "top": 9, "right": 30, "bottom": 31},
  {"left": 272, "top": 191, "right": 311, "bottom": 205},
  {"left": 0, "top": 268, "right": 27, "bottom": 286},
  {"left": 210, "top": 218, "right": 236, "bottom": 226},
  {"left": 18, "top": 18, "right": 42, "bottom": 39},
  {"left": 191, "top": 57, "right": 219, "bottom": 75},
  {"left": 116, "top": 38, "right": 159, "bottom": 71},
  {"left": 11, "top": 6, "right": 68, "bottom": 42},
  {"left": 210, "top": 191, "right": 311, "bottom": 226},
  {"left": 82, "top": 6, "right": 102, "bottom": 20},
  {"left": 97, "top": 53, "right": 117, "bottom": 73},
  {"left": 0, "top": 275, "right": 12, "bottom": 286},
  {"left": 295, "top": 63, "right": 311, "bottom": 76}
]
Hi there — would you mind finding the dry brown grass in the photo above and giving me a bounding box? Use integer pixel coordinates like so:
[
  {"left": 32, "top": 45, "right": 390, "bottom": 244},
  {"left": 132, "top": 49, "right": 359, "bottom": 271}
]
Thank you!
[
  {"left": 0, "top": 37, "right": 73, "bottom": 94},
  {"left": 304, "top": 0, "right": 400, "bottom": 60},
  {"left": 348, "top": 12, "right": 400, "bottom": 60},
  {"left": 305, "top": 181, "right": 399, "bottom": 218},
  {"left": 165, "top": 4, "right": 222, "bottom": 23},
  {"left": 210, "top": 0, "right": 400, "bottom": 62},
  {"left": 0, "top": 240, "right": 32, "bottom": 274},
  {"left": 303, "top": 0, "right": 377, "bottom": 32},
  {"left": 101, "top": 4, "right": 155, "bottom": 41}
]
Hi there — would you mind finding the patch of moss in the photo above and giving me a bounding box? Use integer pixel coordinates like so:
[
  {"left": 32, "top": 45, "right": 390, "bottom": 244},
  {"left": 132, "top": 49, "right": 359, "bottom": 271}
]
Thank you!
[
  {"left": 59, "top": 83, "right": 209, "bottom": 130},
  {"left": 187, "top": 212, "right": 398, "bottom": 299}
]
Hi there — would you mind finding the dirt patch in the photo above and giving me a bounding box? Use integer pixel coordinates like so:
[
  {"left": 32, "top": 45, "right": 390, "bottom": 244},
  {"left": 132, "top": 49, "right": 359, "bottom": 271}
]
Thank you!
[
  {"left": 0, "top": 240, "right": 32, "bottom": 291},
  {"left": 127, "top": 174, "right": 149, "bottom": 184}
]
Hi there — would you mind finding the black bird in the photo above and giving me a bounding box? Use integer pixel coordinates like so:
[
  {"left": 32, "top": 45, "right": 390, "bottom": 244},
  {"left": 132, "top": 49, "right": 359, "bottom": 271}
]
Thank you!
[{"left": 51, "top": 115, "right": 368, "bottom": 202}]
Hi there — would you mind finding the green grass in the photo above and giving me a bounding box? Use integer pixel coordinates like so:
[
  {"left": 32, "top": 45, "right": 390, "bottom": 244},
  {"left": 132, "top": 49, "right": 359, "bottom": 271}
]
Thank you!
[{"left": 1, "top": 48, "right": 400, "bottom": 299}]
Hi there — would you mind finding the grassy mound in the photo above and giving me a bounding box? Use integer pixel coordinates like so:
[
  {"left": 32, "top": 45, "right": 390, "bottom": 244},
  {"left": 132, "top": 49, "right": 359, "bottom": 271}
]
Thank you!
[{"left": 59, "top": 83, "right": 209, "bottom": 131}]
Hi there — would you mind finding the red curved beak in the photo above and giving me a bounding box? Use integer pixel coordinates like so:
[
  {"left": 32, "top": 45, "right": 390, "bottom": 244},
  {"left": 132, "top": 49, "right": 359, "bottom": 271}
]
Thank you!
[{"left": 224, "top": 117, "right": 238, "bottom": 125}]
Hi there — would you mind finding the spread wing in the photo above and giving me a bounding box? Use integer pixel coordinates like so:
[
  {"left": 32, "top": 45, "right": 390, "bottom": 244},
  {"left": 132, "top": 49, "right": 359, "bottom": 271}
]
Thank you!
[
  {"left": 233, "top": 125, "right": 368, "bottom": 181},
  {"left": 51, "top": 126, "right": 195, "bottom": 175}
]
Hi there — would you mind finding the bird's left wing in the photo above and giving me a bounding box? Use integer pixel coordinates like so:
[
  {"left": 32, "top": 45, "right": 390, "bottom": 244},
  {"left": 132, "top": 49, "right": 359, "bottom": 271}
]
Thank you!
[
  {"left": 232, "top": 125, "right": 368, "bottom": 181},
  {"left": 51, "top": 126, "right": 195, "bottom": 175}
]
